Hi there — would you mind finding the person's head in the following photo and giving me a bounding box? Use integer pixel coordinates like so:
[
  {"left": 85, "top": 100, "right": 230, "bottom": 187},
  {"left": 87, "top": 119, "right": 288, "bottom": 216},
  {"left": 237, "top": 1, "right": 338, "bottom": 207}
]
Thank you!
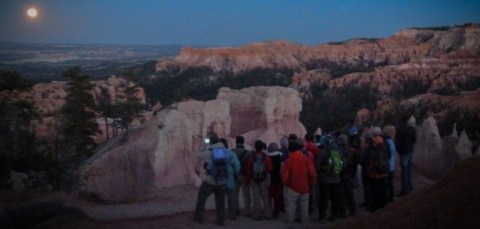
[
  {"left": 280, "top": 135, "right": 289, "bottom": 149},
  {"left": 288, "top": 133, "right": 298, "bottom": 140},
  {"left": 219, "top": 138, "right": 229, "bottom": 148},
  {"left": 402, "top": 115, "right": 411, "bottom": 124},
  {"left": 207, "top": 132, "right": 219, "bottom": 144},
  {"left": 255, "top": 140, "right": 267, "bottom": 152},
  {"left": 304, "top": 132, "right": 314, "bottom": 142},
  {"left": 268, "top": 143, "right": 279, "bottom": 152},
  {"left": 372, "top": 136, "right": 384, "bottom": 148},
  {"left": 323, "top": 136, "right": 335, "bottom": 150},
  {"left": 288, "top": 138, "right": 304, "bottom": 152},
  {"left": 235, "top": 135, "right": 245, "bottom": 145},
  {"left": 338, "top": 134, "right": 348, "bottom": 146}
]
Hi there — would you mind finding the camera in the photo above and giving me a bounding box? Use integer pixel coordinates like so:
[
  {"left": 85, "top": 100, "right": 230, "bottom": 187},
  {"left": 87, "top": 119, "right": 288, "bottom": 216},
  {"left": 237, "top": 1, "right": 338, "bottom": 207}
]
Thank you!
[{"left": 204, "top": 138, "right": 210, "bottom": 144}]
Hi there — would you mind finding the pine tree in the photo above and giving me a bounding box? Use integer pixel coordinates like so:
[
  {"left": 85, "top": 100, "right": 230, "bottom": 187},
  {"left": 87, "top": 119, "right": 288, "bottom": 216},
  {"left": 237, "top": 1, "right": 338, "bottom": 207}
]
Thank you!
[
  {"left": 58, "top": 67, "right": 99, "bottom": 163},
  {"left": 113, "top": 84, "right": 143, "bottom": 137}
]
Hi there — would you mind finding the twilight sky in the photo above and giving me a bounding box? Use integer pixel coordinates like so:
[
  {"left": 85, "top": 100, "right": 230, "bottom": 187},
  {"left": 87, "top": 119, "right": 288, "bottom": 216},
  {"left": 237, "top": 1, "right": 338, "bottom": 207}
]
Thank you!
[{"left": 1, "top": 0, "right": 480, "bottom": 47}]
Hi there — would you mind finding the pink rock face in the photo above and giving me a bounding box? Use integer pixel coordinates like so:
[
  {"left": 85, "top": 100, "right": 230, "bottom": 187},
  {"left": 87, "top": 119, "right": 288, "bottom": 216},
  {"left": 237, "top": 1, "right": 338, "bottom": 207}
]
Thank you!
[
  {"left": 414, "top": 117, "right": 445, "bottom": 179},
  {"left": 10, "top": 76, "right": 147, "bottom": 144},
  {"left": 79, "top": 86, "right": 306, "bottom": 202},
  {"left": 157, "top": 25, "right": 480, "bottom": 74}
]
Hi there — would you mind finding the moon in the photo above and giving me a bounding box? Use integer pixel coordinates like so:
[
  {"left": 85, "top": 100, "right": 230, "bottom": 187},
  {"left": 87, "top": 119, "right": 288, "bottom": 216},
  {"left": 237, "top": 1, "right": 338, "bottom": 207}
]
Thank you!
[{"left": 27, "top": 8, "right": 38, "bottom": 18}]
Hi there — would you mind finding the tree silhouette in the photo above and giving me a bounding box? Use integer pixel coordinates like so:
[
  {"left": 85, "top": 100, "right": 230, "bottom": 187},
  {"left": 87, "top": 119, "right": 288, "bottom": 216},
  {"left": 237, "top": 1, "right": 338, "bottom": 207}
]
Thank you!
[
  {"left": 58, "top": 67, "right": 99, "bottom": 163},
  {"left": 112, "top": 84, "right": 144, "bottom": 137}
]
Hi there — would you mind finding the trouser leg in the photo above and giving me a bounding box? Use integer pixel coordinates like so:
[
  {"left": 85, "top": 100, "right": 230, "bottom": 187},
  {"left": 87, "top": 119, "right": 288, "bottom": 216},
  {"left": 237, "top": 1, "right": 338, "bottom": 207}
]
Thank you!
[
  {"left": 299, "top": 193, "right": 309, "bottom": 225},
  {"left": 242, "top": 182, "right": 252, "bottom": 216},
  {"left": 214, "top": 184, "right": 226, "bottom": 225},
  {"left": 387, "top": 171, "right": 394, "bottom": 202},
  {"left": 194, "top": 181, "right": 214, "bottom": 223},
  {"left": 407, "top": 153, "right": 413, "bottom": 191},
  {"left": 318, "top": 184, "right": 328, "bottom": 219},
  {"left": 260, "top": 181, "right": 272, "bottom": 219},
  {"left": 226, "top": 189, "right": 236, "bottom": 219},
  {"left": 400, "top": 154, "right": 409, "bottom": 193},
  {"left": 285, "top": 187, "right": 298, "bottom": 223},
  {"left": 343, "top": 179, "right": 356, "bottom": 216},
  {"left": 251, "top": 183, "right": 261, "bottom": 219}
]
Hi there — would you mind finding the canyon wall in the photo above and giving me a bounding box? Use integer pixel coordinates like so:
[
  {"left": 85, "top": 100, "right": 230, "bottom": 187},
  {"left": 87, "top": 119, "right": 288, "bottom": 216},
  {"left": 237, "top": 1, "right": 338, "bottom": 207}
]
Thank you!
[{"left": 79, "top": 86, "right": 306, "bottom": 202}]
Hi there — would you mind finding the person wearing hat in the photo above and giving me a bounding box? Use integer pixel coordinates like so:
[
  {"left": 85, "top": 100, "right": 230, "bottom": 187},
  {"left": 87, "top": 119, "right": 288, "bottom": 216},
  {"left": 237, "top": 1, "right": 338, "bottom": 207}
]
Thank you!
[{"left": 367, "top": 135, "right": 389, "bottom": 212}]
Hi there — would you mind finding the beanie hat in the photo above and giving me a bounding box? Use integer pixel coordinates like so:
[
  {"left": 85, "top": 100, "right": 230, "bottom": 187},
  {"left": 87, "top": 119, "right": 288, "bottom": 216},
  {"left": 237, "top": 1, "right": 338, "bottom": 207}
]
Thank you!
[{"left": 372, "top": 126, "right": 382, "bottom": 136}]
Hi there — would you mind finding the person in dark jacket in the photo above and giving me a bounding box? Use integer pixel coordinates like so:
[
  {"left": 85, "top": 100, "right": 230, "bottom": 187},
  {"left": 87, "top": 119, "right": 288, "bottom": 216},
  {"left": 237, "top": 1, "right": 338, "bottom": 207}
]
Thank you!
[
  {"left": 367, "top": 136, "right": 389, "bottom": 212},
  {"left": 316, "top": 136, "right": 342, "bottom": 222},
  {"left": 395, "top": 115, "right": 417, "bottom": 196},
  {"left": 266, "top": 142, "right": 284, "bottom": 217},
  {"left": 231, "top": 136, "right": 252, "bottom": 216},
  {"left": 338, "top": 134, "right": 356, "bottom": 217},
  {"left": 245, "top": 140, "right": 273, "bottom": 220}
]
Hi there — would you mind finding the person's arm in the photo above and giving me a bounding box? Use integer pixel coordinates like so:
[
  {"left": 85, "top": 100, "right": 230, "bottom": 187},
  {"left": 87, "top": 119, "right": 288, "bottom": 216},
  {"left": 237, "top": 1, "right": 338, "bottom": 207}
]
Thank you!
[
  {"left": 264, "top": 154, "right": 273, "bottom": 173},
  {"left": 231, "top": 152, "right": 241, "bottom": 176},
  {"left": 307, "top": 158, "right": 317, "bottom": 185},
  {"left": 245, "top": 156, "right": 253, "bottom": 184}
]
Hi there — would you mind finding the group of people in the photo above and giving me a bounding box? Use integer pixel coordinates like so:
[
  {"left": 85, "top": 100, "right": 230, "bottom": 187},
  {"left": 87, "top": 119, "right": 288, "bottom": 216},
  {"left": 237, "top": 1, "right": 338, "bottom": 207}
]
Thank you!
[{"left": 193, "top": 116, "right": 416, "bottom": 226}]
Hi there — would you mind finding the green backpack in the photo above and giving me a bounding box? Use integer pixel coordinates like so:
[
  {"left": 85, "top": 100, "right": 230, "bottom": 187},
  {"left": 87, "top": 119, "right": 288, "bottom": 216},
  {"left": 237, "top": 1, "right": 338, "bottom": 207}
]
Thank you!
[{"left": 327, "top": 150, "right": 344, "bottom": 175}]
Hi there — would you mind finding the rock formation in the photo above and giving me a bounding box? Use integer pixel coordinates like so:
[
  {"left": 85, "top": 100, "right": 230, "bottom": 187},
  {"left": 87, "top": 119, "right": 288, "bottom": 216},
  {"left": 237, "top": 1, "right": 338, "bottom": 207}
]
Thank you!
[
  {"left": 79, "top": 86, "right": 306, "bottom": 202},
  {"left": 157, "top": 24, "right": 480, "bottom": 74},
  {"left": 413, "top": 117, "right": 475, "bottom": 179},
  {"left": 412, "top": 117, "right": 444, "bottom": 179},
  {"left": 217, "top": 86, "right": 305, "bottom": 146},
  {"left": 455, "top": 130, "right": 473, "bottom": 160}
]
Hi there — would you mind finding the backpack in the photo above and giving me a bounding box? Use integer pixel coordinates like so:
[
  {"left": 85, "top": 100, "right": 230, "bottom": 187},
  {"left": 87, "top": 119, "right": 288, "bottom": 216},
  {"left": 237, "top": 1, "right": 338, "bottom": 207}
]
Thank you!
[
  {"left": 209, "top": 147, "right": 230, "bottom": 183},
  {"left": 252, "top": 153, "right": 267, "bottom": 182},
  {"left": 370, "top": 146, "right": 389, "bottom": 174},
  {"left": 233, "top": 147, "right": 250, "bottom": 176},
  {"left": 320, "top": 149, "right": 343, "bottom": 175}
]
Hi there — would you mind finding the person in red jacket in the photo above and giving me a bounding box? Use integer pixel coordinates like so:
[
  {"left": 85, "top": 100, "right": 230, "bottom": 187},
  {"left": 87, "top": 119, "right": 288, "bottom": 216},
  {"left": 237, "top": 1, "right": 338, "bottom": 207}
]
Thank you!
[
  {"left": 281, "top": 138, "right": 317, "bottom": 226},
  {"left": 245, "top": 140, "right": 273, "bottom": 220}
]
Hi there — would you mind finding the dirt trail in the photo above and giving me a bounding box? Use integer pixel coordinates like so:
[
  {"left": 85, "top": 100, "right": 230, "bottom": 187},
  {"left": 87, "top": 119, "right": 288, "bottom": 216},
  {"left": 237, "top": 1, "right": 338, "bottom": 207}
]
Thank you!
[
  {"left": 52, "top": 168, "right": 436, "bottom": 228},
  {"left": 2, "top": 163, "right": 450, "bottom": 228}
]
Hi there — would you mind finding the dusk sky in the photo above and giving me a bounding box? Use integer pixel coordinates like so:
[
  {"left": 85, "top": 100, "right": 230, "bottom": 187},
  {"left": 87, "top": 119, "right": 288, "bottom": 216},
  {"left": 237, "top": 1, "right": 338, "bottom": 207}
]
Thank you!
[{"left": 1, "top": 0, "right": 480, "bottom": 47}]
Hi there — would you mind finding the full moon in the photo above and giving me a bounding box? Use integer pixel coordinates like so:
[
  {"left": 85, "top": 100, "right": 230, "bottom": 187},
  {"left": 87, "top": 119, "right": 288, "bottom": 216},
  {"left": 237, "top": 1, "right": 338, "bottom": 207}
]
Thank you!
[{"left": 27, "top": 8, "right": 38, "bottom": 18}]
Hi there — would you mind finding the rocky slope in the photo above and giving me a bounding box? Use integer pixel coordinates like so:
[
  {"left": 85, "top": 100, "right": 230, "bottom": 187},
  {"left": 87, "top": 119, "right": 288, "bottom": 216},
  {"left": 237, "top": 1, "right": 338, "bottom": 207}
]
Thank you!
[
  {"left": 155, "top": 24, "right": 480, "bottom": 134},
  {"left": 332, "top": 155, "right": 480, "bottom": 229}
]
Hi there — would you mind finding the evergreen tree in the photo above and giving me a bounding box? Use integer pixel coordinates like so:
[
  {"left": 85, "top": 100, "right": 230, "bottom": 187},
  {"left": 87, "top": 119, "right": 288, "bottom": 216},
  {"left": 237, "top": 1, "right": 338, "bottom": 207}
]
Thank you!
[
  {"left": 0, "top": 71, "right": 34, "bottom": 189},
  {"left": 113, "top": 84, "right": 144, "bottom": 137},
  {"left": 58, "top": 67, "right": 99, "bottom": 163}
]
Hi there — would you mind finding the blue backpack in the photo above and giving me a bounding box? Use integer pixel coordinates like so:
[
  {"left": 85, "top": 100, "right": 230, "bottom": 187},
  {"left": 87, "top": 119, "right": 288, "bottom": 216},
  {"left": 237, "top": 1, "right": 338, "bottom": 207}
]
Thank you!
[{"left": 208, "top": 147, "right": 230, "bottom": 183}]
